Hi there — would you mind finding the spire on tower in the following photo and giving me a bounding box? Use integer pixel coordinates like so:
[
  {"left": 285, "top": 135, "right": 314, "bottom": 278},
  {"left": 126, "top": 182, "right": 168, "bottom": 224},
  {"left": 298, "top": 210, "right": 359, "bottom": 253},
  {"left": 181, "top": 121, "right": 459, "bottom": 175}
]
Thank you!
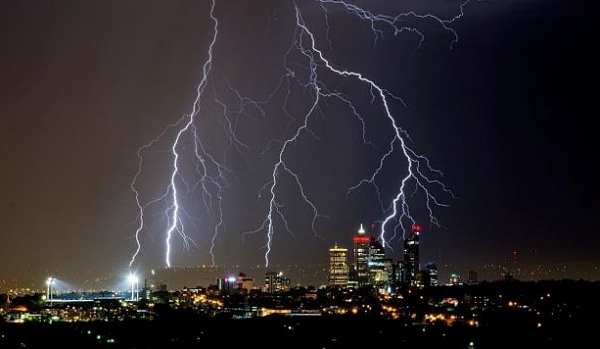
[{"left": 358, "top": 224, "right": 366, "bottom": 235}]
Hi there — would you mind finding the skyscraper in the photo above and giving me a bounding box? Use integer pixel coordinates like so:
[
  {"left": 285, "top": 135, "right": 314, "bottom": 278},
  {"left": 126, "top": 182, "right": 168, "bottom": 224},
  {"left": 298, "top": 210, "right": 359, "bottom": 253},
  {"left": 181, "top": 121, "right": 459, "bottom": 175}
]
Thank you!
[
  {"left": 368, "top": 237, "right": 387, "bottom": 288},
  {"left": 393, "top": 260, "right": 404, "bottom": 285},
  {"left": 216, "top": 276, "right": 237, "bottom": 295},
  {"left": 329, "top": 243, "right": 349, "bottom": 287},
  {"left": 403, "top": 224, "right": 421, "bottom": 287},
  {"left": 353, "top": 224, "right": 370, "bottom": 287}
]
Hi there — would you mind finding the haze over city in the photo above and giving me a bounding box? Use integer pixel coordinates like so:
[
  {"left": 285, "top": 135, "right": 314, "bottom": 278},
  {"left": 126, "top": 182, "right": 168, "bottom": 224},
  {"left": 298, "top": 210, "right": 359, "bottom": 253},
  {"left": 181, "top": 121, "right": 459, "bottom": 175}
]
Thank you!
[
  {"left": 1, "top": 0, "right": 598, "bottom": 298},
  {"left": 2, "top": 1, "right": 599, "bottom": 348}
]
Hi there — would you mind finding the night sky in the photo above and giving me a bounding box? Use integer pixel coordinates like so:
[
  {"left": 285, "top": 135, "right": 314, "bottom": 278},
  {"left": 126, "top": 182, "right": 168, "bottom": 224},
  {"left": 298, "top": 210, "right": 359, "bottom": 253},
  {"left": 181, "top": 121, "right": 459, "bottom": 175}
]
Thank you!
[{"left": 1, "top": 0, "right": 598, "bottom": 287}]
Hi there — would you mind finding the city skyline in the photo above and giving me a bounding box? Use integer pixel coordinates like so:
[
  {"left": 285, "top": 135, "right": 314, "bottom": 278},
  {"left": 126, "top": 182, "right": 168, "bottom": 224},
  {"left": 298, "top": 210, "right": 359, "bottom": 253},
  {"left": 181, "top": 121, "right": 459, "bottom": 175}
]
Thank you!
[
  {"left": 1, "top": 0, "right": 599, "bottom": 288},
  {"left": 2, "top": 221, "right": 597, "bottom": 292},
  {"left": 1, "top": 2, "right": 598, "bottom": 348}
]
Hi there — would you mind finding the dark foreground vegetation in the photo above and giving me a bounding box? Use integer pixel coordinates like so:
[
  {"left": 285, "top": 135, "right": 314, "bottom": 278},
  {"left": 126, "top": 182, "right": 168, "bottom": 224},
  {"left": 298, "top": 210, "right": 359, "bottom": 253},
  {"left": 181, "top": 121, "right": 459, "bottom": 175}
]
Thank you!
[{"left": 1, "top": 279, "right": 597, "bottom": 349}]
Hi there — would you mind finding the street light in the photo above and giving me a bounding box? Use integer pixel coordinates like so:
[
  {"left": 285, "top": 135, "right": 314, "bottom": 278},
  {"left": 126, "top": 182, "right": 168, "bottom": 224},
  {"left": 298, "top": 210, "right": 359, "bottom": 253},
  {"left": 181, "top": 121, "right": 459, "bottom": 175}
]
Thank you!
[
  {"left": 127, "top": 274, "right": 139, "bottom": 301},
  {"left": 46, "top": 277, "right": 55, "bottom": 303}
]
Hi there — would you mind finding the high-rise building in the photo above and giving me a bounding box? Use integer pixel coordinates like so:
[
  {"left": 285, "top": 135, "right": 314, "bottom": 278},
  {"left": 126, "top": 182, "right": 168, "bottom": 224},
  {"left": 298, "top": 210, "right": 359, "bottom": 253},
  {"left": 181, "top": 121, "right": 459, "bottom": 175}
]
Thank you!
[
  {"left": 392, "top": 260, "right": 404, "bottom": 285},
  {"left": 368, "top": 237, "right": 388, "bottom": 287},
  {"left": 141, "top": 279, "right": 152, "bottom": 300},
  {"left": 264, "top": 272, "right": 290, "bottom": 293},
  {"left": 426, "top": 262, "right": 439, "bottom": 287},
  {"left": 403, "top": 224, "right": 421, "bottom": 287},
  {"left": 329, "top": 243, "right": 349, "bottom": 288},
  {"left": 353, "top": 224, "right": 371, "bottom": 287},
  {"left": 216, "top": 276, "right": 237, "bottom": 295}
]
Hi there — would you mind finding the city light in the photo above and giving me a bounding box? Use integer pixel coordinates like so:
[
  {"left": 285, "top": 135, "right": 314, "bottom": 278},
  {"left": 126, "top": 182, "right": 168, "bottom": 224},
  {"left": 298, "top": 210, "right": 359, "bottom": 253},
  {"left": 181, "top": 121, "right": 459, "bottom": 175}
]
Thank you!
[
  {"left": 45, "top": 277, "right": 56, "bottom": 303},
  {"left": 0, "top": 0, "right": 593, "bottom": 348},
  {"left": 127, "top": 274, "right": 138, "bottom": 284},
  {"left": 127, "top": 273, "right": 139, "bottom": 301}
]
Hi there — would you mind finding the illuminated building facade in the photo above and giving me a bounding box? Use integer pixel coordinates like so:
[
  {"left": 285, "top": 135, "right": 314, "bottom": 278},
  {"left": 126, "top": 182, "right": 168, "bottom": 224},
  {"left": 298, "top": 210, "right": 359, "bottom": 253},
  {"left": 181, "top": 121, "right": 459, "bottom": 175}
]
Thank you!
[
  {"left": 353, "top": 224, "right": 371, "bottom": 287},
  {"left": 329, "top": 244, "right": 349, "bottom": 287},
  {"left": 403, "top": 224, "right": 421, "bottom": 287},
  {"left": 368, "top": 237, "right": 388, "bottom": 288},
  {"left": 216, "top": 276, "right": 237, "bottom": 295},
  {"left": 264, "top": 272, "right": 290, "bottom": 293}
]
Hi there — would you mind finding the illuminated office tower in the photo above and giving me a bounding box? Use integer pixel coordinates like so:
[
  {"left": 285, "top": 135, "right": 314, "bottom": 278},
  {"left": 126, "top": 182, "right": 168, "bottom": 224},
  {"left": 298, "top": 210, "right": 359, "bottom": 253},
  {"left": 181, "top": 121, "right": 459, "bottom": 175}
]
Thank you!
[
  {"left": 329, "top": 243, "right": 349, "bottom": 287},
  {"left": 403, "top": 224, "right": 421, "bottom": 287},
  {"left": 353, "top": 224, "right": 371, "bottom": 287}
]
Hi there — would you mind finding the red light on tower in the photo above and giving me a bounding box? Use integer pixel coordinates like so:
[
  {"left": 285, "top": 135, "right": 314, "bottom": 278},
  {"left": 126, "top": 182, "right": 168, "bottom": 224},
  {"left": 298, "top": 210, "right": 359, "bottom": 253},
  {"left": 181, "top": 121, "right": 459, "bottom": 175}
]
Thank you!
[
  {"left": 353, "top": 236, "right": 370, "bottom": 244},
  {"left": 412, "top": 224, "right": 421, "bottom": 234}
]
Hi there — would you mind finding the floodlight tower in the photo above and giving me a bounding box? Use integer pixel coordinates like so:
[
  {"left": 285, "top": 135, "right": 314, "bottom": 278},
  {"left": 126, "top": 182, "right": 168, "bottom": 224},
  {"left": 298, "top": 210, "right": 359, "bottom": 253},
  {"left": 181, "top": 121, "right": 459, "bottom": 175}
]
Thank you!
[
  {"left": 45, "top": 277, "right": 55, "bottom": 304},
  {"left": 128, "top": 274, "right": 139, "bottom": 301}
]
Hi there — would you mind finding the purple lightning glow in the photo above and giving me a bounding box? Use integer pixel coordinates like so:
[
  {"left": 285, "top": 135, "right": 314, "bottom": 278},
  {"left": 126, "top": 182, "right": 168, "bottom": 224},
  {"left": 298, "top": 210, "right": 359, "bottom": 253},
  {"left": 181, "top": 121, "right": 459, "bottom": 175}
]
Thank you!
[
  {"left": 129, "top": 0, "right": 222, "bottom": 268},
  {"left": 307, "top": 0, "right": 462, "bottom": 247},
  {"left": 128, "top": 0, "right": 469, "bottom": 268}
]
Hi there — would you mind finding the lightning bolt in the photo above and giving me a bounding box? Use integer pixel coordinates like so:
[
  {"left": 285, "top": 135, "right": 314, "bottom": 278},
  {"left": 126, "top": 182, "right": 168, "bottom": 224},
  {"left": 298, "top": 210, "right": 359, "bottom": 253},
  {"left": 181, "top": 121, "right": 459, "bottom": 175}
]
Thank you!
[
  {"left": 128, "top": 0, "right": 471, "bottom": 268},
  {"left": 159, "top": 1, "right": 219, "bottom": 267},
  {"left": 243, "top": 0, "right": 465, "bottom": 264},
  {"left": 129, "top": 0, "right": 223, "bottom": 268},
  {"left": 302, "top": 0, "right": 466, "bottom": 247},
  {"left": 317, "top": 0, "right": 474, "bottom": 48},
  {"left": 241, "top": 54, "right": 327, "bottom": 266}
]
